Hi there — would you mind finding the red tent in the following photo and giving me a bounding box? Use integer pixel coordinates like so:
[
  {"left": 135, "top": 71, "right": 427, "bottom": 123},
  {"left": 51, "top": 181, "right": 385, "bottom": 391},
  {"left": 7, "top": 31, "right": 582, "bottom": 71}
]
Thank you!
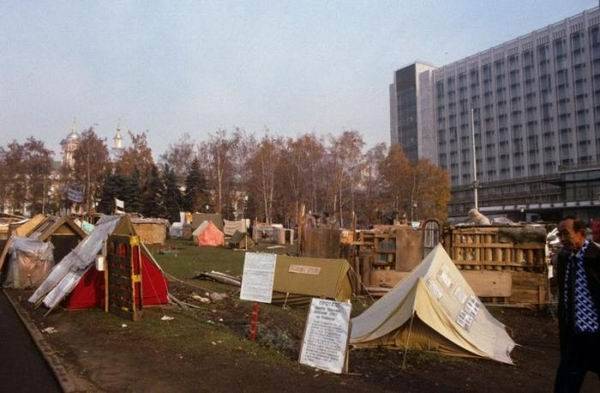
[
  {"left": 64, "top": 246, "right": 169, "bottom": 310},
  {"left": 196, "top": 221, "right": 224, "bottom": 247}
]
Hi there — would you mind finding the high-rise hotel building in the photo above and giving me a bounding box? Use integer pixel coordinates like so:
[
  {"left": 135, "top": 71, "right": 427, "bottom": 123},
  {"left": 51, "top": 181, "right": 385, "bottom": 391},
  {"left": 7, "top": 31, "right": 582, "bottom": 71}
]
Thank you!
[{"left": 391, "top": 6, "right": 600, "bottom": 220}]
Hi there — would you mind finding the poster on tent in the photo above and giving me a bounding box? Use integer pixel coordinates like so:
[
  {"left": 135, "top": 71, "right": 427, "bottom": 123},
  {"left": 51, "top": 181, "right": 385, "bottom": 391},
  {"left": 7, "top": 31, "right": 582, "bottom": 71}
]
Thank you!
[
  {"left": 240, "top": 252, "right": 276, "bottom": 303},
  {"left": 299, "top": 298, "right": 352, "bottom": 374}
]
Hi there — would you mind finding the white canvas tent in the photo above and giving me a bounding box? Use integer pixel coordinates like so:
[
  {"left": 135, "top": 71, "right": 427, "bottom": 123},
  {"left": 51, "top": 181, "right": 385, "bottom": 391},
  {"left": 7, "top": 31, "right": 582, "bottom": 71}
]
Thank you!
[{"left": 350, "top": 244, "right": 516, "bottom": 364}]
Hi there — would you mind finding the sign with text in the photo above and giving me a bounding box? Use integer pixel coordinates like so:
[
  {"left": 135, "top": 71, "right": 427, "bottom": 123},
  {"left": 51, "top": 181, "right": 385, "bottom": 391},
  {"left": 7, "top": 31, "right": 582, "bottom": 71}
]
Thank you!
[
  {"left": 240, "top": 253, "right": 276, "bottom": 303},
  {"left": 299, "top": 298, "right": 352, "bottom": 374},
  {"left": 67, "top": 187, "right": 84, "bottom": 203}
]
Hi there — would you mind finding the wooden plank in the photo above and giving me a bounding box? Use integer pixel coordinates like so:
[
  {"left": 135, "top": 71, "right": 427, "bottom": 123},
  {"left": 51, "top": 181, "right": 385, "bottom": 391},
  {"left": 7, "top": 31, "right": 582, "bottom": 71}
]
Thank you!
[
  {"left": 369, "top": 270, "right": 409, "bottom": 288},
  {"left": 13, "top": 214, "right": 46, "bottom": 237},
  {"left": 461, "top": 271, "right": 512, "bottom": 297},
  {"left": 369, "top": 269, "right": 512, "bottom": 298}
]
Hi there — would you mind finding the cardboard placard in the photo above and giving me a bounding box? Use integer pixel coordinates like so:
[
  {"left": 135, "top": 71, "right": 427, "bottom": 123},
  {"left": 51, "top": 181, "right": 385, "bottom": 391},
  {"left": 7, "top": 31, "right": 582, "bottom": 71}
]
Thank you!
[
  {"left": 299, "top": 298, "right": 351, "bottom": 374},
  {"left": 240, "top": 252, "right": 276, "bottom": 303}
]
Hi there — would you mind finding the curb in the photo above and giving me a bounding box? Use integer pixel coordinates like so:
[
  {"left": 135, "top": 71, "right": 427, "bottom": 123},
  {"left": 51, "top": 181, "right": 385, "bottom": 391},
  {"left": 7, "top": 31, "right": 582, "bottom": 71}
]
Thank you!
[{"left": 2, "top": 289, "right": 81, "bottom": 393}]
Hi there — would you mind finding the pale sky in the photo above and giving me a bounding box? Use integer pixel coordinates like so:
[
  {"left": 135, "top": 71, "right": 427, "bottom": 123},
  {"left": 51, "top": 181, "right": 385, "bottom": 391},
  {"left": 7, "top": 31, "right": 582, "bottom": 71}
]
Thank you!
[{"left": 0, "top": 0, "right": 597, "bottom": 157}]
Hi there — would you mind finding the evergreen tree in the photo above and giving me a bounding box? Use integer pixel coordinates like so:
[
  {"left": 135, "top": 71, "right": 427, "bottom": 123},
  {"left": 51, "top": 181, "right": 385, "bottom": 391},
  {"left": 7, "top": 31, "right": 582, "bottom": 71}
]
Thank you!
[
  {"left": 163, "top": 164, "right": 182, "bottom": 223},
  {"left": 125, "top": 168, "right": 142, "bottom": 213},
  {"left": 98, "top": 173, "right": 117, "bottom": 214},
  {"left": 98, "top": 172, "right": 128, "bottom": 214},
  {"left": 141, "top": 165, "right": 166, "bottom": 218},
  {"left": 183, "top": 158, "right": 207, "bottom": 212}
]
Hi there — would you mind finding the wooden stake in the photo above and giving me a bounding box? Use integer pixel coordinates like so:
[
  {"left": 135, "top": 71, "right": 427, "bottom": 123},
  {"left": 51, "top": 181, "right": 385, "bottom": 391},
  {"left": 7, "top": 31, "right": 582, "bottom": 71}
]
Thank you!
[
  {"left": 249, "top": 302, "right": 260, "bottom": 341},
  {"left": 401, "top": 312, "right": 415, "bottom": 369}
]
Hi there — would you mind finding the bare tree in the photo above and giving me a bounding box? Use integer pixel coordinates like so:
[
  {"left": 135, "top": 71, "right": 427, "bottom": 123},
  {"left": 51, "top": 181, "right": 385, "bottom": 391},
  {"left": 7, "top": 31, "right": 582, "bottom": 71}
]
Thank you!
[
  {"left": 23, "top": 137, "right": 53, "bottom": 214},
  {"left": 159, "top": 133, "right": 197, "bottom": 183},
  {"left": 114, "top": 131, "right": 155, "bottom": 184},
  {"left": 73, "top": 128, "right": 110, "bottom": 214},
  {"left": 327, "top": 130, "right": 364, "bottom": 226},
  {"left": 247, "top": 134, "right": 281, "bottom": 224},
  {"left": 199, "top": 129, "right": 240, "bottom": 214}
]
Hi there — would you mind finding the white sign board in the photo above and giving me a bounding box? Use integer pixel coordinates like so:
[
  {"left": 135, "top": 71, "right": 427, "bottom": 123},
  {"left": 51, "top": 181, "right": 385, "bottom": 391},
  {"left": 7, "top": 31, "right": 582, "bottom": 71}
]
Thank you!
[
  {"left": 299, "top": 298, "right": 352, "bottom": 374},
  {"left": 240, "top": 253, "right": 277, "bottom": 303}
]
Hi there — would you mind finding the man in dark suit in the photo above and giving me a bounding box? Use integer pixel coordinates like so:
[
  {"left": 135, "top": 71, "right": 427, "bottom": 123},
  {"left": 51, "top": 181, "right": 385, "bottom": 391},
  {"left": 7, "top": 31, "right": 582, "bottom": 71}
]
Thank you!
[{"left": 554, "top": 217, "right": 600, "bottom": 392}]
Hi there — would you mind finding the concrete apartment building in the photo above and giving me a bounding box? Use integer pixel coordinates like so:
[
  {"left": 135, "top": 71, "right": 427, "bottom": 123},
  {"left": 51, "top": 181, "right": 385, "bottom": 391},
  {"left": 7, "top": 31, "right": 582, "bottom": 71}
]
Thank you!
[{"left": 391, "top": 6, "right": 600, "bottom": 221}]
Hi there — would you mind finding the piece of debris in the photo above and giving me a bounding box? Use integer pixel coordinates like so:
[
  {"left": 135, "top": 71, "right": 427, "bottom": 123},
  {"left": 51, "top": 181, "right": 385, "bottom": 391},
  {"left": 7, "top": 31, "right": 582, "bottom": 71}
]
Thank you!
[
  {"left": 211, "top": 341, "right": 217, "bottom": 346},
  {"left": 42, "top": 327, "right": 57, "bottom": 334},
  {"left": 194, "top": 271, "right": 241, "bottom": 286},
  {"left": 266, "top": 245, "right": 285, "bottom": 249},
  {"left": 161, "top": 315, "right": 175, "bottom": 321},
  {"left": 209, "top": 292, "right": 228, "bottom": 302},
  {"left": 121, "top": 324, "right": 128, "bottom": 328},
  {"left": 192, "top": 294, "right": 211, "bottom": 303}
]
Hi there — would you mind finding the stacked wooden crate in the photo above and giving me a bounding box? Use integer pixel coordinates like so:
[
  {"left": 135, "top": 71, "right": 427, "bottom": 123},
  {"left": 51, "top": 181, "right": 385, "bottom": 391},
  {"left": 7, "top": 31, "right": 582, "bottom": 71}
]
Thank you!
[{"left": 446, "top": 226, "right": 548, "bottom": 306}]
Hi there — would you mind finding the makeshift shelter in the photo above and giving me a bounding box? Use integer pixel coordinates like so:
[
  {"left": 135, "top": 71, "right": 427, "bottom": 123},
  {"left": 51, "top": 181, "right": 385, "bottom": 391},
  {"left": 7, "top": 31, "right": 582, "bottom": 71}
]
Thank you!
[
  {"left": 28, "top": 215, "right": 87, "bottom": 263},
  {"left": 271, "top": 255, "right": 353, "bottom": 305},
  {"left": 131, "top": 218, "right": 169, "bottom": 245},
  {"left": 194, "top": 221, "right": 224, "bottom": 247},
  {"left": 3, "top": 237, "right": 54, "bottom": 289},
  {"left": 223, "top": 219, "right": 248, "bottom": 236},
  {"left": 12, "top": 214, "right": 47, "bottom": 237},
  {"left": 228, "top": 231, "right": 255, "bottom": 249},
  {"left": 192, "top": 213, "right": 223, "bottom": 231},
  {"left": 351, "top": 244, "right": 515, "bottom": 364},
  {"left": 0, "top": 215, "right": 86, "bottom": 286},
  {"left": 195, "top": 254, "right": 353, "bottom": 306},
  {"left": 253, "top": 223, "right": 286, "bottom": 245},
  {"left": 29, "top": 215, "right": 169, "bottom": 312},
  {"left": 169, "top": 222, "right": 183, "bottom": 239}
]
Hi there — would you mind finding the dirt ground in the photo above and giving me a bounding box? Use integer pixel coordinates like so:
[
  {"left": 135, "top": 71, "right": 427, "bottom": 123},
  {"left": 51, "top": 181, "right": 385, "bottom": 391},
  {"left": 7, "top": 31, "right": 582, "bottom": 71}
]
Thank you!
[{"left": 8, "top": 240, "right": 600, "bottom": 392}]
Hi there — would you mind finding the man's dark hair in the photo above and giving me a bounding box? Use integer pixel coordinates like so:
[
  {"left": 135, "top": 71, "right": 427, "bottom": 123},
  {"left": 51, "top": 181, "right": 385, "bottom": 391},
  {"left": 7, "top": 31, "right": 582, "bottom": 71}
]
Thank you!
[{"left": 562, "top": 216, "right": 587, "bottom": 234}]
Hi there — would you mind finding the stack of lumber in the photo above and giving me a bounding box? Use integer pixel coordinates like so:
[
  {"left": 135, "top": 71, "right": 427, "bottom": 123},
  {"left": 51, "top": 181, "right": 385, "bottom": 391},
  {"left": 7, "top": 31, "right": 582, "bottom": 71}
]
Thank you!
[{"left": 445, "top": 225, "right": 548, "bottom": 307}]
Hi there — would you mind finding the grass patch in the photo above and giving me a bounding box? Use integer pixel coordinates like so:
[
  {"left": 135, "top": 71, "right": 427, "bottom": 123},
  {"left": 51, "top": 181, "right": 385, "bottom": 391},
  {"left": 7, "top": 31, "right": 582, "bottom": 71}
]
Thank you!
[{"left": 149, "top": 240, "right": 245, "bottom": 279}]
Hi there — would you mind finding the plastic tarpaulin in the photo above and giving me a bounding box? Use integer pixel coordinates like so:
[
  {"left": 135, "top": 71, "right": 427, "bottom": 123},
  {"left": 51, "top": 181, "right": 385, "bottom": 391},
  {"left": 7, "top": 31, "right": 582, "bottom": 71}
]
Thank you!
[
  {"left": 350, "top": 244, "right": 516, "bottom": 364},
  {"left": 4, "top": 237, "right": 54, "bottom": 289},
  {"left": 29, "top": 216, "right": 121, "bottom": 309},
  {"left": 169, "top": 222, "right": 183, "bottom": 239}
]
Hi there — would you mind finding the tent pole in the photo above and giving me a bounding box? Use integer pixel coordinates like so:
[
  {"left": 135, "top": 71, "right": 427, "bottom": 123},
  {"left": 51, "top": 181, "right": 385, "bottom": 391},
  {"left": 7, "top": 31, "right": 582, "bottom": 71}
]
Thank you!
[{"left": 401, "top": 312, "right": 415, "bottom": 369}]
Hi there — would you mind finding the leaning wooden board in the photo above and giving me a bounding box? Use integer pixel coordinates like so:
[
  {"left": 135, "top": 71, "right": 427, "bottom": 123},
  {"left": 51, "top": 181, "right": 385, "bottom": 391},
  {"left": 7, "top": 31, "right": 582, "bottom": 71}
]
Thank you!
[{"left": 369, "top": 269, "right": 512, "bottom": 298}]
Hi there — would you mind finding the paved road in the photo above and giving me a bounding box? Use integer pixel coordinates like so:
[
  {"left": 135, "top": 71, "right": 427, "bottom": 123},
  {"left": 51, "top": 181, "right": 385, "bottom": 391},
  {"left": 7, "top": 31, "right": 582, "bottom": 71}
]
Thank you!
[{"left": 0, "top": 292, "right": 61, "bottom": 393}]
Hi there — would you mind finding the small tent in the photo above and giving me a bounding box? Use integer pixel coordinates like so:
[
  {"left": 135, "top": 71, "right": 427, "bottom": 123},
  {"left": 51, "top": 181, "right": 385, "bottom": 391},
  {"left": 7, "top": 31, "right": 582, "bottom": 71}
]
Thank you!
[
  {"left": 27, "top": 215, "right": 87, "bottom": 262},
  {"left": 194, "top": 221, "right": 224, "bottom": 247},
  {"left": 272, "top": 255, "right": 353, "bottom": 304},
  {"left": 192, "top": 213, "right": 223, "bottom": 230},
  {"left": 29, "top": 215, "right": 168, "bottom": 312},
  {"left": 192, "top": 221, "right": 209, "bottom": 244},
  {"left": 350, "top": 244, "right": 515, "bottom": 364}
]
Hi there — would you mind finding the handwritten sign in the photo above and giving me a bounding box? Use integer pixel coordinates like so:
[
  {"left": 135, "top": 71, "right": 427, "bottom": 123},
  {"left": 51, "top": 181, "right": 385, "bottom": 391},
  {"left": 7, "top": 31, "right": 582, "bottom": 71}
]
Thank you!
[
  {"left": 289, "top": 265, "right": 321, "bottom": 275},
  {"left": 240, "top": 253, "right": 276, "bottom": 303},
  {"left": 299, "top": 298, "right": 351, "bottom": 374}
]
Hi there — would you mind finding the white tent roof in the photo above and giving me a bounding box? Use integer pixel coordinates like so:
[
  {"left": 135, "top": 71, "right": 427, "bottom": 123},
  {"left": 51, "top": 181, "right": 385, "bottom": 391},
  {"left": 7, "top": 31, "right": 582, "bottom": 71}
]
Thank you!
[{"left": 350, "top": 244, "right": 516, "bottom": 364}]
